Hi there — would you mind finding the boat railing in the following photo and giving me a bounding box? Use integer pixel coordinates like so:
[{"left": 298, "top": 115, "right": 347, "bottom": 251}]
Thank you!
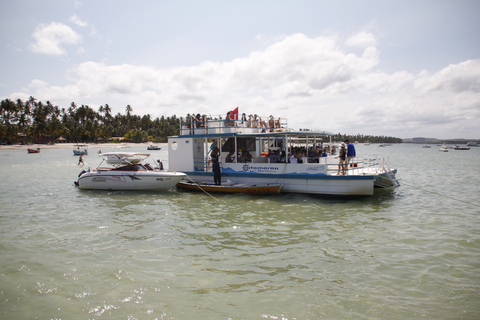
[
  {"left": 197, "top": 153, "right": 392, "bottom": 176},
  {"left": 179, "top": 115, "right": 288, "bottom": 136}
]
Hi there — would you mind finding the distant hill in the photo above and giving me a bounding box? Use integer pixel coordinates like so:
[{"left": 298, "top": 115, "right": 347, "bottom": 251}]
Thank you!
[{"left": 403, "top": 137, "right": 479, "bottom": 144}]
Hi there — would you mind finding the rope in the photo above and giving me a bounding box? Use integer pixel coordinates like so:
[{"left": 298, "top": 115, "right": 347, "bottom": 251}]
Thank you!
[
  {"left": 184, "top": 174, "right": 219, "bottom": 202},
  {"left": 399, "top": 181, "right": 478, "bottom": 207}
]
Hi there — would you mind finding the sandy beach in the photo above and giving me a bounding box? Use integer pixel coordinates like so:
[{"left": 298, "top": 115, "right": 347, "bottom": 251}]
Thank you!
[{"left": 0, "top": 142, "right": 169, "bottom": 151}]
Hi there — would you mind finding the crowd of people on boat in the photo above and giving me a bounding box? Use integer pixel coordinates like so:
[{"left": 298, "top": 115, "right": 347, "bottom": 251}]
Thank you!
[
  {"left": 211, "top": 142, "right": 350, "bottom": 165},
  {"left": 208, "top": 138, "right": 356, "bottom": 183},
  {"left": 225, "top": 112, "right": 283, "bottom": 132},
  {"left": 185, "top": 113, "right": 284, "bottom": 134}
]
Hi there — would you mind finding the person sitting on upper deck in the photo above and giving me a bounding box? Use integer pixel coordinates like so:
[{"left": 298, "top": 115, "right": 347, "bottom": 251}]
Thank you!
[
  {"left": 259, "top": 117, "right": 267, "bottom": 129},
  {"left": 238, "top": 150, "right": 253, "bottom": 163},
  {"left": 241, "top": 113, "right": 247, "bottom": 125},
  {"left": 275, "top": 117, "right": 281, "bottom": 129},
  {"left": 225, "top": 151, "right": 235, "bottom": 163},
  {"left": 252, "top": 114, "right": 259, "bottom": 128},
  {"left": 225, "top": 112, "right": 234, "bottom": 126},
  {"left": 268, "top": 116, "right": 275, "bottom": 131},
  {"left": 195, "top": 114, "right": 205, "bottom": 128}
]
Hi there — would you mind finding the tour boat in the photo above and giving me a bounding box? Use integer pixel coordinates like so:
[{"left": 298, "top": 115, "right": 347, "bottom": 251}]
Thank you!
[
  {"left": 75, "top": 152, "right": 185, "bottom": 191},
  {"left": 454, "top": 145, "right": 470, "bottom": 150},
  {"left": 167, "top": 111, "right": 399, "bottom": 196}
]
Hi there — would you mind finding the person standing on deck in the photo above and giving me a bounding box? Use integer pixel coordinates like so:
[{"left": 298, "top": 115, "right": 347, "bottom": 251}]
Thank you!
[
  {"left": 345, "top": 140, "right": 356, "bottom": 168},
  {"left": 211, "top": 147, "right": 221, "bottom": 185}
]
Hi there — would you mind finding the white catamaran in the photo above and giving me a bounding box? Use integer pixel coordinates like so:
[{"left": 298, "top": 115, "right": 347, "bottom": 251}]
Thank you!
[{"left": 168, "top": 112, "right": 399, "bottom": 196}]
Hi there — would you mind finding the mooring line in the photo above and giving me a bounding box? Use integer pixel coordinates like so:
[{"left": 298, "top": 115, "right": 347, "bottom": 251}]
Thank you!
[
  {"left": 399, "top": 181, "right": 478, "bottom": 207},
  {"left": 184, "top": 174, "right": 219, "bottom": 202}
]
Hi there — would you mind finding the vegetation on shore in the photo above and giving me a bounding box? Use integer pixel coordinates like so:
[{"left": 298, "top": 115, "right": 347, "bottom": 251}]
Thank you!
[
  {"left": 1, "top": 97, "right": 403, "bottom": 145},
  {"left": 0, "top": 97, "right": 180, "bottom": 144}
]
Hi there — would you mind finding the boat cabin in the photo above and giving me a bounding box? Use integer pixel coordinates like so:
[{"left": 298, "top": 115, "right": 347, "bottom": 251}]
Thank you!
[{"left": 168, "top": 114, "right": 334, "bottom": 174}]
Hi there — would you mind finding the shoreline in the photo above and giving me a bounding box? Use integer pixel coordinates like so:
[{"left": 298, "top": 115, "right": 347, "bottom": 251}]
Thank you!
[{"left": 0, "top": 142, "right": 168, "bottom": 151}]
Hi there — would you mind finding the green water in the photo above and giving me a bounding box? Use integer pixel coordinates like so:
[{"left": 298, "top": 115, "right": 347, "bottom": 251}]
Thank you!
[{"left": 1, "top": 144, "right": 479, "bottom": 319}]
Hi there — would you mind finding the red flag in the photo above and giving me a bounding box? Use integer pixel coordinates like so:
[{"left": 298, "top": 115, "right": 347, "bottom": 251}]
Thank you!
[{"left": 229, "top": 107, "right": 239, "bottom": 120}]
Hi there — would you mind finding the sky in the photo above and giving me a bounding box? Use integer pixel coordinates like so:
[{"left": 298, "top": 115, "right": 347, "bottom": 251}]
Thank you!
[{"left": 1, "top": 0, "right": 479, "bottom": 139}]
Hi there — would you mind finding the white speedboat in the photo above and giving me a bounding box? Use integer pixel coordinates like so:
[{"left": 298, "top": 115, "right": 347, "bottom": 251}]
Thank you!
[
  {"left": 439, "top": 145, "right": 449, "bottom": 152},
  {"left": 75, "top": 153, "right": 185, "bottom": 191},
  {"left": 167, "top": 111, "right": 399, "bottom": 196}
]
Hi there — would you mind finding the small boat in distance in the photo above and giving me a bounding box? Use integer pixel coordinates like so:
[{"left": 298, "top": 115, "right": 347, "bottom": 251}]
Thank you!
[
  {"left": 422, "top": 145, "right": 431, "bottom": 148},
  {"left": 439, "top": 145, "right": 449, "bottom": 152},
  {"left": 73, "top": 144, "right": 88, "bottom": 156},
  {"left": 75, "top": 152, "right": 185, "bottom": 191},
  {"left": 147, "top": 145, "right": 161, "bottom": 150},
  {"left": 27, "top": 148, "right": 40, "bottom": 153},
  {"left": 467, "top": 142, "right": 479, "bottom": 147},
  {"left": 177, "top": 180, "right": 282, "bottom": 194},
  {"left": 454, "top": 145, "right": 470, "bottom": 150}
]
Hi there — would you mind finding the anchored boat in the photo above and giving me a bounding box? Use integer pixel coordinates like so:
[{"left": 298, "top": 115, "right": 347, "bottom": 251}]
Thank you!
[
  {"left": 75, "top": 152, "right": 185, "bottom": 191},
  {"left": 73, "top": 144, "right": 88, "bottom": 156},
  {"left": 177, "top": 180, "right": 282, "bottom": 194},
  {"left": 167, "top": 112, "right": 399, "bottom": 196}
]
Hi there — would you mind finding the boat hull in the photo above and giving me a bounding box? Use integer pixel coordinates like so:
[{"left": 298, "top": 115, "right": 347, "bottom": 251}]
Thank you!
[
  {"left": 180, "top": 172, "right": 374, "bottom": 196},
  {"left": 77, "top": 171, "right": 186, "bottom": 191},
  {"left": 177, "top": 180, "right": 282, "bottom": 194}
]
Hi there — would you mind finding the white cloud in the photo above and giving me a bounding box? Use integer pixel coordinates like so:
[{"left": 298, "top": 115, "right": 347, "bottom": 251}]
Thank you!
[
  {"left": 29, "top": 22, "right": 81, "bottom": 56},
  {"left": 18, "top": 33, "right": 480, "bottom": 138},
  {"left": 345, "top": 32, "right": 378, "bottom": 48},
  {"left": 69, "top": 14, "right": 88, "bottom": 27}
]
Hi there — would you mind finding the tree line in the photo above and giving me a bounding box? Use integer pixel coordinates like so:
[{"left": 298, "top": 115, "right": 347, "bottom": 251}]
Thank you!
[
  {"left": 299, "top": 129, "right": 403, "bottom": 144},
  {"left": 0, "top": 97, "right": 181, "bottom": 144},
  {"left": 1, "top": 97, "right": 403, "bottom": 145}
]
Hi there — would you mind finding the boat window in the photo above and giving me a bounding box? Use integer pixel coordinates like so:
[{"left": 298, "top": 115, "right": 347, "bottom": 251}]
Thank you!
[
  {"left": 171, "top": 141, "right": 178, "bottom": 151},
  {"left": 222, "top": 137, "right": 256, "bottom": 152},
  {"left": 113, "top": 164, "right": 146, "bottom": 171}
]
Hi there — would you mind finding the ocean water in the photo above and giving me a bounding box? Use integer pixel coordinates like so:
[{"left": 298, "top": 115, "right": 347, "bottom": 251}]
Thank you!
[{"left": 0, "top": 144, "right": 479, "bottom": 320}]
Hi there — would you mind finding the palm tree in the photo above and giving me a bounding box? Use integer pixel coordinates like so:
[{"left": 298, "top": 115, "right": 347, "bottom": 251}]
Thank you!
[{"left": 125, "top": 104, "right": 133, "bottom": 117}]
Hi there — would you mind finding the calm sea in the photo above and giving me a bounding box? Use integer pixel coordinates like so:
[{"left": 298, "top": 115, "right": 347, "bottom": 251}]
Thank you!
[{"left": 1, "top": 144, "right": 479, "bottom": 320}]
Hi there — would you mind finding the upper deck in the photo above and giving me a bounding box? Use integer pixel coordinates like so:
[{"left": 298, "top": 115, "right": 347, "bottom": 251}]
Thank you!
[{"left": 179, "top": 114, "right": 290, "bottom": 136}]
